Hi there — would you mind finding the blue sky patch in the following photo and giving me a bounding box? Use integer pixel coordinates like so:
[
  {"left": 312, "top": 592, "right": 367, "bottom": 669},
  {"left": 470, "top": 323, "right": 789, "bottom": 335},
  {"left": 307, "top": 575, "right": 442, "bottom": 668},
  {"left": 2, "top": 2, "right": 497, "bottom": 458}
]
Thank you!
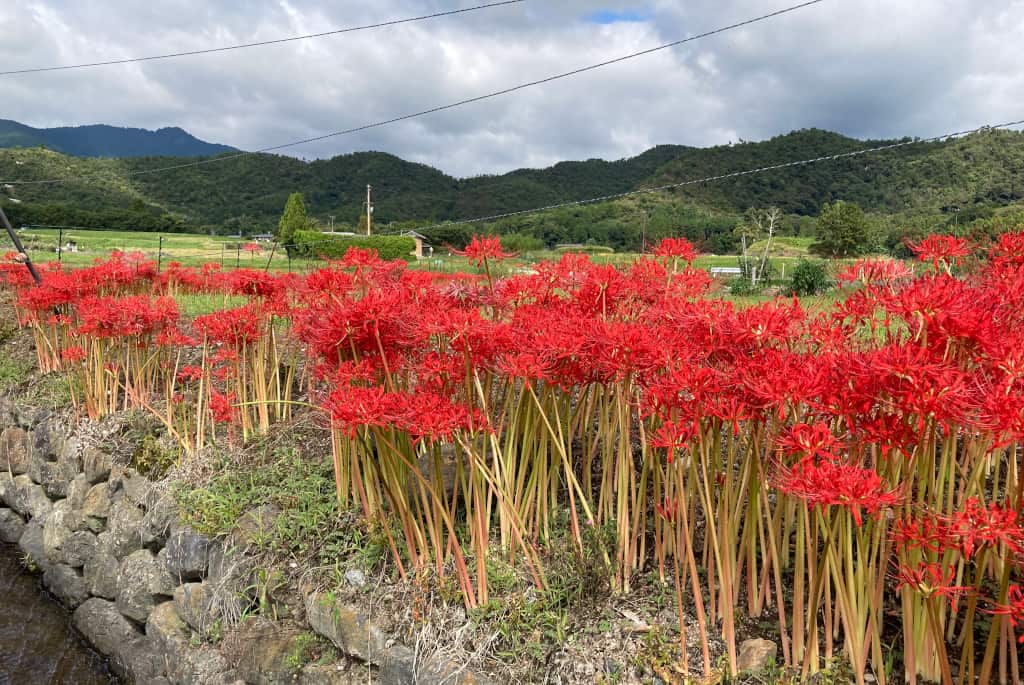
[{"left": 585, "top": 8, "right": 651, "bottom": 24}]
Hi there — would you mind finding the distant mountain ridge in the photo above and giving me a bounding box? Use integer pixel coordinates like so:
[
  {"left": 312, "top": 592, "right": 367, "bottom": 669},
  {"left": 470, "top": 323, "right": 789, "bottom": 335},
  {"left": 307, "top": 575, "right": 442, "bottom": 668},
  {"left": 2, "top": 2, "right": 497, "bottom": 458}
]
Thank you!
[{"left": 0, "top": 119, "right": 237, "bottom": 158}]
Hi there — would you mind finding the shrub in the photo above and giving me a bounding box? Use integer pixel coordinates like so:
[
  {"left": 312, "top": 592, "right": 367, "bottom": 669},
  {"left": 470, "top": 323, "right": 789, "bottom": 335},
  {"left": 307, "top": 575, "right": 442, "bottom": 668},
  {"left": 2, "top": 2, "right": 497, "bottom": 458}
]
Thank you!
[
  {"left": 291, "top": 230, "right": 416, "bottom": 262},
  {"left": 500, "top": 232, "right": 544, "bottom": 253},
  {"left": 786, "top": 259, "right": 831, "bottom": 296}
]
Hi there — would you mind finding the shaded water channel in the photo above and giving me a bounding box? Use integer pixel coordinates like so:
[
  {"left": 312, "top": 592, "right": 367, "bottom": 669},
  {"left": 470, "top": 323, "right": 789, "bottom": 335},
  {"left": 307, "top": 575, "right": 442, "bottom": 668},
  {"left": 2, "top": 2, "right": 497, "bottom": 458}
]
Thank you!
[{"left": 0, "top": 544, "right": 116, "bottom": 685}]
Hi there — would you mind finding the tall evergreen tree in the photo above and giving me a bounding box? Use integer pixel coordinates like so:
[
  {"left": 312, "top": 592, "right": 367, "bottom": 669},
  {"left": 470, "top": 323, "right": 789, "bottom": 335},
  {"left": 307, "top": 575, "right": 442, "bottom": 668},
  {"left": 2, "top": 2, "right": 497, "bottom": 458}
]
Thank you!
[{"left": 276, "top": 192, "right": 309, "bottom": 249}]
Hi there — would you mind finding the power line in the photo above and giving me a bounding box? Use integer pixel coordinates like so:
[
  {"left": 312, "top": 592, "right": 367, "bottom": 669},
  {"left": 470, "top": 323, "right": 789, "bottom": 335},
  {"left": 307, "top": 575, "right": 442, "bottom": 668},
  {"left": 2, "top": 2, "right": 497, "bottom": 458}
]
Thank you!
[
  {"left": 2, "top": 0, "right": 826, "bottom": 187},
  {"left": 0, "top": 1, "right": 525, "bottom": 76}
]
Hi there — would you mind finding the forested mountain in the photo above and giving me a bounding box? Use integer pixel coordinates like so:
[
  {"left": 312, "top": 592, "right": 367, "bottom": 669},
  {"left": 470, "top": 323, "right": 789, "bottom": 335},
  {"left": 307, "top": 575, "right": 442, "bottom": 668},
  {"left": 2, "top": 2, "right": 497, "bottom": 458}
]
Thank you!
[
  {"left": 1, "top": 127, "right": 1023, "bottom": 253},
  {"left": 0, "top": 120, "right": 236, "bottom": 158}
]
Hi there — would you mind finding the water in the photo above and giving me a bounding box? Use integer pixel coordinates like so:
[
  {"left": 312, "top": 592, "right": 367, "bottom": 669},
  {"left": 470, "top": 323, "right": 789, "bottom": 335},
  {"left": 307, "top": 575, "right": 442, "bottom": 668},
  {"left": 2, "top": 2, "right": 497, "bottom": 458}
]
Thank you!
[{"left": 0, "top": 544, "right": 116, "bottom": 685}]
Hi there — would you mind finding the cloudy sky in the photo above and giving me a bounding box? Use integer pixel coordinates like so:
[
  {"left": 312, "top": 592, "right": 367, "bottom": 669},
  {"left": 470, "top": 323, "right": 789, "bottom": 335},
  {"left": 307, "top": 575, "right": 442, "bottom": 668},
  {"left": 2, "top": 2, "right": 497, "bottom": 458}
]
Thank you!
[{"left": 1, "top": 1, "right": 1022, "bottom": 177}]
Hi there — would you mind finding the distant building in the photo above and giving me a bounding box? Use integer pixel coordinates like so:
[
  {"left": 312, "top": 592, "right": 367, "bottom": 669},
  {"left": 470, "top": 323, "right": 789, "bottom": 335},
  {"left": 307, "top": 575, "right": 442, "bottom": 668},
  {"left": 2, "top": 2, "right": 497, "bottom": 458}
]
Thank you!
[
  {"left": 709, "top": 266, "right": 743, "bottom": 278},
  {"left": 251, "top": 233, "right": 275, "bottom": 243},
  {"left": 402, "top": 231, "right": 433, "bottom": 260}
]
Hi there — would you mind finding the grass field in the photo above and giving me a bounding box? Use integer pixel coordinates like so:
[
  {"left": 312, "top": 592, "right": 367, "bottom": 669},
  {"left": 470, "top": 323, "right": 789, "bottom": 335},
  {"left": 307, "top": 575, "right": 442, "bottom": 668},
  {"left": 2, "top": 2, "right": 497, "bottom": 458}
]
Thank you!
[{"left": 5, "top": 228, "right": 857, "bottom": 310}]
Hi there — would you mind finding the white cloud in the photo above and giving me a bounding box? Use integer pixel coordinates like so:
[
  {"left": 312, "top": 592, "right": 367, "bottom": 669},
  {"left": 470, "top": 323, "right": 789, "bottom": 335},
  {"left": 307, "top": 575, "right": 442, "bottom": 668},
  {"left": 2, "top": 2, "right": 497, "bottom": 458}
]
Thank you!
[{"left": 1, "top": 0, "right": 1022, "bottom": 176}]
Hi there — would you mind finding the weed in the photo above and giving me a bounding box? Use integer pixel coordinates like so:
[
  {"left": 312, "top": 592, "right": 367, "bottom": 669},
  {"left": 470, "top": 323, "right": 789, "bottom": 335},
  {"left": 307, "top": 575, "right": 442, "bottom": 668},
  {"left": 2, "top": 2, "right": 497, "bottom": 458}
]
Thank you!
[
  {"left": 20, "top": 553, "right": 39, "bottom": 573},
  {"left": 283, "top": 631, "right": 338, "bottom": 672},
  {"left": 175, "top": 448, "right": 375, "bottom": 572},
  {"left": 132, "top": 434, "right": 179, "bottom": 478}
]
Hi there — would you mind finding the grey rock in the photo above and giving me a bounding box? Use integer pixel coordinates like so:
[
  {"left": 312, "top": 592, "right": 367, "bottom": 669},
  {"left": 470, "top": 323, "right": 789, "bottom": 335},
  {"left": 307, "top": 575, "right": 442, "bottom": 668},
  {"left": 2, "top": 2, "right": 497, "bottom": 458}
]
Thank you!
[
  {"left": 146, "top": 602, "right": 192, "bottom": 684},
  {"left": 73, "top": 597, "right": 145, "bottom": 657},
  {"left": 0, "top": 507, "right": 25, "bottom": 543},
  {"left": 10, "top": 474, "right": 53, "bottom": 519},
  {"left": 83, "top": 447, "right": 112, "bottom": 484},
  {"left": 231, "top": 619, "right": 315, "bottom": 685},
  {"left": 154, "top": 548, "right": 179, "bottom": 594},
  {"left": 42, "top": 499, "right": 75, "bottom": 563},
  {"left": 236, "top": 504, "right": 281, "bottom": 547},
  {"left": 344, "top": 569, "right": 366, "bottom": 589},
  {"left": 120, "top": 468, "right": 155, "bottom": 508},
  {"left": 185, "top": 649, "right": 233, "bottom": 685},
  {"left": 141, "top": 494, "right": 176, "bottom": 546},
  {"left": 305, "top": 591, "right": 388, "bottom": 665},
  {"left": 299, "top": 662, "right": 358, "bottom": 685},
  {"left": 737, "top": 638, "right": 778, "bottom": 673},
  {"left": 66, "top": 473, "right": 91, "bottom": 511},
  {"left": 56, "top": 435, "right": 82, "bottom": 467},
  {"left": 380, "top": 646, "right": 491, "bottom": 685},
  {"left": 0, "top": 471, "right": 15, "bottom": 508},
  {"left": 174, "top": 582, "right": 213, "bottom": 634},
  {"left": 0, "top": 426, "right": 31, "bottom": 474},
  {"left": 165, "top": 522, "right": 212, "bottom": 581},
  {"left": 117, "top": 549, "right": 174, "bottom": 622},
  {"left": 81, "top": 482, "right": 112, "bottom": 532},
  {"left": 36, "top": 458, "right": 79, "bottom": 498},
  {"left": 43, "top": 563, "right": 90, "bottom": 608},
  {"left": 84, "top": 550, "right": 121, "bottom": 600},
  {"left": 103, "top": 498, "right": 146, "bottom": 558},
  {"left": 18, "top": 519, "right": 52, "bottom": 572},
  {"left": 73, "top": 597, "right": 162, "bottom": 682},
  {"left": 62, "top": 529, "right": 97, "bottom": 568}
]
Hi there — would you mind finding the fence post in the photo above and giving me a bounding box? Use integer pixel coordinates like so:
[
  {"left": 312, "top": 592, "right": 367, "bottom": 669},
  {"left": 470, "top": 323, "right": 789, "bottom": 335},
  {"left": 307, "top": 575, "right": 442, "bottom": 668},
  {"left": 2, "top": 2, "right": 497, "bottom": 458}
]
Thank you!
[
  {"left": 58, "top": 226, "right": 63, "bottom": 263},
  {"left": 236, "top": 243, "right": 241, "bottom": 269},
  {"left": 157, "top": 235, "right": 164, "bottom": 272}
]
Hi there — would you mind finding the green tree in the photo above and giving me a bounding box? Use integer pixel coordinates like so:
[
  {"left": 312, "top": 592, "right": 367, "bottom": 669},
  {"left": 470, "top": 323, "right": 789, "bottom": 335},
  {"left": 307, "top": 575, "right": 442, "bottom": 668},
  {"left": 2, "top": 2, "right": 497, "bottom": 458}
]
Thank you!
[
  {"left": 276, "top": 193, "right": 309, "bottom": 248},
  {"left": 812, "top": 200, "right": 872, "bottom": 257}
]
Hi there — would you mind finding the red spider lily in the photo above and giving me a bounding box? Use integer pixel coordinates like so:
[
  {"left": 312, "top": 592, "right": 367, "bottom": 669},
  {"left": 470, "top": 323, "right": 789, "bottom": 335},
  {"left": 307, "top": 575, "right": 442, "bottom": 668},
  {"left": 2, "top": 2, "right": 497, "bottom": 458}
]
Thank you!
[
  {"left": 988, "top": 585, "right": 1024, "bottom": 643},
  {"left": 777, "top": 422, "right": 843, "bottom": 460},
  {"left": 323, "top": 385, "right": 396, "bottom": 438},
  {"left": 907, "top": 234, "right": 973, "bottom": 270},
  {"left": 390, "top": 391, "right": 486, "bottom": 445},
  {"left": 775, "top": 459, "right": 903, "bottom": 526},
  {"left": 896, "top": 562, "right": 971, "bottom": 601},
  {"left": 452, "top": 235, "right": 516, "bottom": 267},
  {"left": 209, "top": 390, "right": 238, "bottom": 424},
  {"left": 76, "top": 295, "right": 179, "bottom": 338},
  {"left": 836, "top": 257, "right": 913, "bottom": 287},
  {"left": 242, "top": 243, "right": 262, "bottom": 254},
  {"left": 653, "top": 237, "right": 697, "bottom": 264},
  {"left": 176, "top": 365, "right": 204, "bottom": 383},
  {"left": 891, "top": 514, "right": 958, "bottom": 556},
  {"left": 340, "top": 247, "right": 381, "bottom": 269},
  {"left": 194, "top": 304, "right": 265, "bottom": 348},
  {"left": 651, "top": 419, "right": 696, "bottom": 458},
  {"left": 987, "top": 231, "right": 1024, "bottom": 268},
  {"left": 950, "top": 498, "right": 1023, "bottom": 558},
  {"left": 60, "top": 345, "right": 86, "bottom": 363}
]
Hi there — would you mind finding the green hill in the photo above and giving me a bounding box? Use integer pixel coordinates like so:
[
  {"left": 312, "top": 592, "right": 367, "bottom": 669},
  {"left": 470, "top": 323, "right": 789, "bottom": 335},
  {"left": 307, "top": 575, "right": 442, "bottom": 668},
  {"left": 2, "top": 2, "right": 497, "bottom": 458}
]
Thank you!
[
  {"left": 2, "top": 127, "right": 1023, "bottom": 253},
  {"left": 0, "top": 119, "right": 236, "bottom": 158}
]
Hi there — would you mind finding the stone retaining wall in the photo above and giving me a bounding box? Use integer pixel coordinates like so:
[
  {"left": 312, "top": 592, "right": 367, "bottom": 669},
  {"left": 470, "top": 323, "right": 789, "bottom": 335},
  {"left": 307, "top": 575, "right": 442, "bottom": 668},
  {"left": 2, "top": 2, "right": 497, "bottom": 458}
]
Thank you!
[{"left": 0, "top": 399, "right": 489, "bottom": 685}]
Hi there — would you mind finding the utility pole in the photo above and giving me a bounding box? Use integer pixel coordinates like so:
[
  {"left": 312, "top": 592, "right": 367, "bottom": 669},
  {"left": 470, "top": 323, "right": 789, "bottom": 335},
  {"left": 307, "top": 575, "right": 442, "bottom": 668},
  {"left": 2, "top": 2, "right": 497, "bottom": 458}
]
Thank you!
[
  {"left": 0, "top": 205, "right": 42, "bottom": 285},
  {"left": 365, "top": 185, "right": 373, "bottom": 236}
]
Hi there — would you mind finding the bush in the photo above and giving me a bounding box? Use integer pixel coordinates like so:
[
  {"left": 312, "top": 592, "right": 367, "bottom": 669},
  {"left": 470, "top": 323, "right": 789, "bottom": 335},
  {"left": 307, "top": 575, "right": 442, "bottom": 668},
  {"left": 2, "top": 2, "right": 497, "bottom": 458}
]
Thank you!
[
  {"left": 786, "top": 259, "right": 831, "bottom": 296},
  {"left": 290, "top": 230, "right": 416, "bottom": 262},
  {"left": 500, "top": 232, "right": 545, "bottom": 253}
]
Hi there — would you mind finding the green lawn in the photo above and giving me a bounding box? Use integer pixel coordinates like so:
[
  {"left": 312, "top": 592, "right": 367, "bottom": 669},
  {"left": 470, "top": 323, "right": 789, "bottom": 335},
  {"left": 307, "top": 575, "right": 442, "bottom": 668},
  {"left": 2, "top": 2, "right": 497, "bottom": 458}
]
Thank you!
[{"left": 16, "top": 227, "right": 294, "bottom": 269}]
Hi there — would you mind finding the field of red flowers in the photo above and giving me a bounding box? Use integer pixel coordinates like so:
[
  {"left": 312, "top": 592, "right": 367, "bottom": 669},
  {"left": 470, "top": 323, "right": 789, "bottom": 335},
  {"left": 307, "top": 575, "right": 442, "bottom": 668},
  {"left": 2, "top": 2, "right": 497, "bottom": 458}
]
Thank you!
[{"left": 2, "top": 233, "right": 1023, "bottom": 685}]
